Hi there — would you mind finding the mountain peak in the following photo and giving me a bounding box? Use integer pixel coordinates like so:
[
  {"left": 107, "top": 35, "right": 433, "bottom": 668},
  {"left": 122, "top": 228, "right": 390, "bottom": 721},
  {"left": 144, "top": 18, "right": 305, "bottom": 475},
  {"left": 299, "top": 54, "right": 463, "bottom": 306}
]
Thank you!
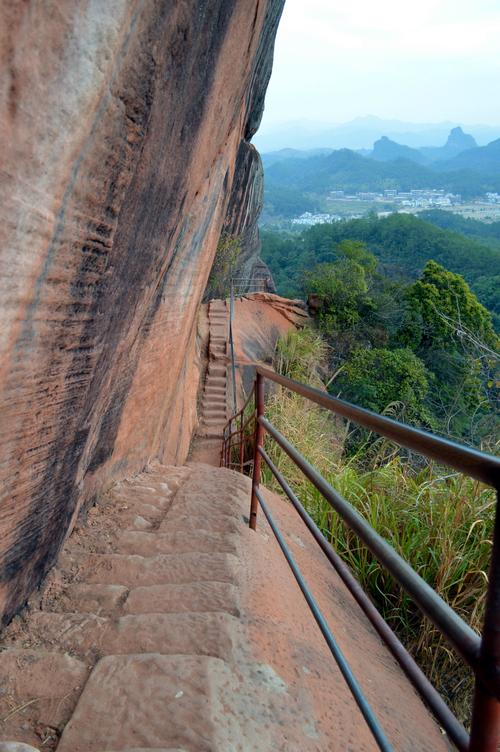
[{"left": 446, "top": 127, "right": 477, "bottom": 151}]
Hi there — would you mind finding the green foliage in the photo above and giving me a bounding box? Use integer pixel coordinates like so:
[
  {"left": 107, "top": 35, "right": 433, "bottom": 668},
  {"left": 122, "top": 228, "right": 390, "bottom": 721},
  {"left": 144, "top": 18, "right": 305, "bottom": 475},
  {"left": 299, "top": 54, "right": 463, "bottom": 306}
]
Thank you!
[
  {"left": 274, "top": 327, "right": 327, "bottom": 385},
  {"left": 339, "top": 348, "right": 433, "bottom": 426},
  {"left": 399, "top": 260, "right": 498, "bottom": 352},
  {"left": 304, "top": 259, "right": 370, "bottom": 334},
  {"left": 262, "top": 328, "right": 496, "bottom": 725},
  {"left": 206, "top": 233, "right": 241, "bottom": 300},
  {"left": 396, "top": 261, "right": 499, "bottom": 436},
  {"left": 263, "top": 183, "right": 318, "bottom": 219},
  {"left": 261, "top": 213, "right": 500, "bottom": 320}
]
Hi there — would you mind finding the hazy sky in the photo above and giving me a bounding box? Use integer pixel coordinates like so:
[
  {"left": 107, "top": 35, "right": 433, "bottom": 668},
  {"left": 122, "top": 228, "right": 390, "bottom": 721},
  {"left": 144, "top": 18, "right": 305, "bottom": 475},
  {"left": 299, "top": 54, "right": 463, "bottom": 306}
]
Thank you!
[{"left": 261, "top": 0, "right": 500, "bottom": 126}]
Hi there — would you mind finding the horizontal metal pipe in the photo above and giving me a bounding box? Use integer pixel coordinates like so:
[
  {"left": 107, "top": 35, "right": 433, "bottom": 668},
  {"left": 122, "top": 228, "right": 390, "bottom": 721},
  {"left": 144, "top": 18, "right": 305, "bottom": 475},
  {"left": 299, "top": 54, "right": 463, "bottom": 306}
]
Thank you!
[
  {"left": 260, "top": 416, "right": 481, "bottom": 670},
  {"left": 258, "top": 445, "right": 469, "bottom": 752},
  {"left": 255, "top": 487, "right": 393, "bottom": 752},
  {"left": 256, "top": 366, "right": 500, "bottom": 488}
]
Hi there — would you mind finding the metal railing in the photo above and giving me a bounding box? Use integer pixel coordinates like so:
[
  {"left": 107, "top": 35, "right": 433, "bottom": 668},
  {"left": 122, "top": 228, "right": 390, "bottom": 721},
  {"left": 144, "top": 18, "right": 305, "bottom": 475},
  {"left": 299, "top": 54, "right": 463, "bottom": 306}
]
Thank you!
[{"left": 221, "top": 366, "right": 500, "bottom": 751}]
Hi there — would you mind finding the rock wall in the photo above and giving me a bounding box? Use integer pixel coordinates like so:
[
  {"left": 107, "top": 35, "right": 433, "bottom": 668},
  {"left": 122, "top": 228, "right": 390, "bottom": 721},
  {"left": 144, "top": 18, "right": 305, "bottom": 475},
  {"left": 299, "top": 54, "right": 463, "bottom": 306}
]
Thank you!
[
  {"left": 223, "top": 142, "right": 276, "bottom": 293},
  {"left": 0, "top": 0, "right": 284, "bottom": 625},
  {"left": 231, "top": 293, "right": 309, "bottom": 400}
]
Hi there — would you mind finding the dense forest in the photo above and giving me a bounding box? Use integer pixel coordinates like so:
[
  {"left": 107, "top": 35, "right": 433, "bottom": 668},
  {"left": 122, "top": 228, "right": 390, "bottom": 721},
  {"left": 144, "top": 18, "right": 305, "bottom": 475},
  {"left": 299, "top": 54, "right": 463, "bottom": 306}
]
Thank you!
[
  {"left": 261, "top": 213, "right": 500, "bottom": 326},
  {"left": 265, "top": 148, "right": 500, "bottom": 199}
]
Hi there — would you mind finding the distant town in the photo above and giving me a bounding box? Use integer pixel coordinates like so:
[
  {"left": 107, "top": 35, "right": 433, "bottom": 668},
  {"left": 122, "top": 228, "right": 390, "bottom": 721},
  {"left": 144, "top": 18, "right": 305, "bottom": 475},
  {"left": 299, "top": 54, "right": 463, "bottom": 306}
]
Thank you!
[{"left": 290, "top": 190, "right": 500, "bottom": 226}]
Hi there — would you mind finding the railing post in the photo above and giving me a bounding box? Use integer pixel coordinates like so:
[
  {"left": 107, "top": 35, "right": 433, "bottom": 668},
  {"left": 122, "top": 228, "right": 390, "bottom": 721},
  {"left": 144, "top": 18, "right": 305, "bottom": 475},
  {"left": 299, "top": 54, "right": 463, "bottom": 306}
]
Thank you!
[
  {"left": 469, "top": 489, "right": 500, "bottom": 752},
  {"left": 239, "top": 411, "right": 244, "bottom": 474},
  {"left": 249, "top": 372, "right": 264, "bottom": 530},
  {"left": 220, "top": 427, "right": 225, "bottom": 467}
]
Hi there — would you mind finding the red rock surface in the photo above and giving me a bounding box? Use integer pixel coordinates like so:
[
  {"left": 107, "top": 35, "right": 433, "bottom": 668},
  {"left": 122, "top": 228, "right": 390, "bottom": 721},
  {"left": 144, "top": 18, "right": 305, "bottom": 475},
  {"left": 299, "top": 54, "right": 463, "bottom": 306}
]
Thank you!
[
  {"left": 0, "top": 0, "right": 284, "bottom": 624},
  {"left": 231, "top": 292, "right": 309, "bottom": 401}
]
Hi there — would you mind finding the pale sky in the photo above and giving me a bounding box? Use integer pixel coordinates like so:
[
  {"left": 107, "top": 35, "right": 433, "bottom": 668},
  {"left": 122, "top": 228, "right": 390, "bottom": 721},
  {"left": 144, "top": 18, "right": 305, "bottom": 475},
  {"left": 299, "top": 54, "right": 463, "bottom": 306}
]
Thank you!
[{"left": 261, "top": 0, "right": 500, "bottom": 126}]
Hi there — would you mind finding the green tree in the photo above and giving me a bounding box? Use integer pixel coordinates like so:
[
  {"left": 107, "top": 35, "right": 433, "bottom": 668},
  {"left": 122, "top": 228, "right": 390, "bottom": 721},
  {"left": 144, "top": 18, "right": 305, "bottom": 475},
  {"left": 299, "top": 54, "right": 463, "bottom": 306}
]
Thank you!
[
  {"left": 304, "top": 258, "right": 372, "bottom": 336},
  {"left": 397, "top": 261, "right": 499, "bottom": 437},
  {"left": 339, "top": 347, "right": 432, "bottom": 426}
]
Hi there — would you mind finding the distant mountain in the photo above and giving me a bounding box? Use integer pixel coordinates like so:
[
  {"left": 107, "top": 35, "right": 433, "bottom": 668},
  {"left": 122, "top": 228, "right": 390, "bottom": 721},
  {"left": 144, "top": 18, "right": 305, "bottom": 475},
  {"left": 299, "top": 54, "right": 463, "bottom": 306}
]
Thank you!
[
  {"left": 371, "top": 136, "right": 428, "bottom": 165},
  {"left": 265, "top": 147, "right": 500, "bottom": 198},
  {"left": 439, "top": 138, "right": 500, "bottom": 172},
  {"left": 421, "top": 127, "right": 477, "bottom": 162},
  {"left": 261, "top": 147, "right": 334, "bottom": 168},
  {"left": 254, "top": 116, "right": 500, "bottom": 152}
]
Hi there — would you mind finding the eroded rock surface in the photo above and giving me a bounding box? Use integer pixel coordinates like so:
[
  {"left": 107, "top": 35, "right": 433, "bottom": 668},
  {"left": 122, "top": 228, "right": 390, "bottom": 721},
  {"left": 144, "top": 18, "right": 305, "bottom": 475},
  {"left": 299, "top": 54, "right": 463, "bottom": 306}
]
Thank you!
[{"left": 0, "top": 0, "right": 284, "bottom": 624}]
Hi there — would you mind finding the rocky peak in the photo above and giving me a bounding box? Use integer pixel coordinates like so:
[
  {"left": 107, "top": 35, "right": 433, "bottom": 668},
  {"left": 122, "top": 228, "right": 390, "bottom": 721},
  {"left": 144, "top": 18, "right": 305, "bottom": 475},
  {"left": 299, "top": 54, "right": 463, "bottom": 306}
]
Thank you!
[{"left": 445, "top": 126, "right": 477, "bottom": 153}]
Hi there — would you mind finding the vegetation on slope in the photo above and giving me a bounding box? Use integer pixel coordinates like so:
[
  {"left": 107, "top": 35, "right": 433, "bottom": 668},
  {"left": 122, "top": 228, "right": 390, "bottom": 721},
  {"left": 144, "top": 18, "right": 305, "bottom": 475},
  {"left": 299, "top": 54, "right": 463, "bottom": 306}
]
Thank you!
[
  {"left": 261, "top": 326, "right": 496, "bottom": 727},
  {"left": 261, "top": 213, "right": 500, "bottom": 325},
  {"left": 264, "top": 147, "right": 500, "bottom": 198}
]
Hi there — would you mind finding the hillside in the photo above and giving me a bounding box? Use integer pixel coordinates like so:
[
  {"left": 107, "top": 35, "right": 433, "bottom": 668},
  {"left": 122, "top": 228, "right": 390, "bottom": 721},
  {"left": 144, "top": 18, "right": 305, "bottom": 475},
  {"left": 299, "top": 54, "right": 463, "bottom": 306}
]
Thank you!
[
  {"left": 371, "top": 136, "right": 428, "bottom": 164},
  {"left": 261, "top": 213, "right": 500, "bottom": 324},
  {"left": 438, "top": 138, "right": 500, "bottom": 172},
  {"left": 265, "top": 148, "right": 500, "bottom": 199}
]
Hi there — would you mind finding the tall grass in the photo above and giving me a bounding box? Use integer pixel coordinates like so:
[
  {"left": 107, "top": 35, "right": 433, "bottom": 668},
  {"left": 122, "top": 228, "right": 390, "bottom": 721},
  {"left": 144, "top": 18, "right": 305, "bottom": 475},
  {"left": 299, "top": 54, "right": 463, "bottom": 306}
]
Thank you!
[{"left": 261, "top": 328, "right": 495, "bottom": 726}]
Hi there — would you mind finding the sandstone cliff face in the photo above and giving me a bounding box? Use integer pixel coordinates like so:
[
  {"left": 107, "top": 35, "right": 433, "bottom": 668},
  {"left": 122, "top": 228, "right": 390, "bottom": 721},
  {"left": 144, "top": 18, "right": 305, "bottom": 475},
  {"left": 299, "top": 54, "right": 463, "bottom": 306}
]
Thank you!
[
  {"left": 223, "top": 142, "right": 275, "bottom": 292},
  {"left": 0, "top": 0, "right": 284, "bottom": 625}
]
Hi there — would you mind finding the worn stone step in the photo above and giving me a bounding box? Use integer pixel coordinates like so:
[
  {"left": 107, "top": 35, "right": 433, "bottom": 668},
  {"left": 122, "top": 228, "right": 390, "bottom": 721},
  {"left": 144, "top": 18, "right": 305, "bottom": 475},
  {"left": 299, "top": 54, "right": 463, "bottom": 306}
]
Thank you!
[
  {"left": 196, "top": 426, "right": 224, "bottom": 439},
  {"left": 53, "top": 583, "right": 129, "bottom": 615},
  {"left": 207, "top": 365, "right": 226, "bottom": 378},
  {"left": 24, "top": 612, "right": 236, "bottom": 661},
  {"left": 0, "top": 650, "right": 89, "bottom": 732},
  {"left": 123, "top": 582, "right": 240, "bottom": 617},
  {"left": 200, "top": 420, "right": 226, "bottom": 429},
  {"left": 159, "top": 513, "right": 241, "bottom": 536},
  {"left": 57, "top": 654, "right": 233, "bottom": 752},
  {"left": 117, "top": 529, "right": 238, "bottom": 556},
  {"left": 203, "top": 400, "right": 226, "bottom": 410},
  {"left": 76, "top": 552, "right": 238, "bottom": 587},
  {"left": 202, "top": 410, "right": 227, "bottom": 419},
  {"left": 209, "top": 335, "right": 227, "bottom": 343},
  {"left": 205, "top": 376, "right": 226, "bottom": 386}
]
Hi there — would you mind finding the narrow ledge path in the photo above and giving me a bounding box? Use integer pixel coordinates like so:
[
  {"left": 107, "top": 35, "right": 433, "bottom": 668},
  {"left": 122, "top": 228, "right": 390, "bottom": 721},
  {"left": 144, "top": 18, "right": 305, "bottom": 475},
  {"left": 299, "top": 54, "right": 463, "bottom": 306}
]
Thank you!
[{"left": 0, "top": 459, "right": 452, "bottom": 751}]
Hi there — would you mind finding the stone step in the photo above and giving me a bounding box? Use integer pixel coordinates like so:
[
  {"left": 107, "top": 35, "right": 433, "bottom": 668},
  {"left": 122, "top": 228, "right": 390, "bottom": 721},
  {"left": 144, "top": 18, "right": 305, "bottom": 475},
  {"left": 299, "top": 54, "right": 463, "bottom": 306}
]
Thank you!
[
  {"left": 123, "top": 582, "right": 240, "bottom": 617},
  {"left": 196, "top": 426, "right": 224, "bottom": 439},
  {"left": 25, "top": 612, "right": 236, "bottom": 661},
  {"left": 209, "top": 334, "right": 227, "bottom": 343},
  {"left": 201, "top": 410, "right": 227, "bottom": 419},
  {"left": 205, "top": 376, "right": 226, "bottom": 387},
  {"left": 207, "top": 365, "right": 226, "bottom": 378},
  {"left": 117, "top": 529, "right": 238, "bottom": 557},
  {"left": 204, "top": 392, "right": 226, "bottom": 401},
  {"left": 158, "top": 513, "right": 241, "bottom": 536},
  {"left": 202, "top": 398, "right": 226, "bottom": 408},
  {"left": 57, "top": 654, "right": 233, "bottom": 752},
  {"left": 53, "top": 583, "right": 129, "bottom": 615},
  {"left": 0, "top": 650, "right": 90, "bottom": 733},
  {"left": 200, "top": 419, "right": 226, "bottom": 428},
  {"left": 75, "top": 552, "right": 238, "bottom": 587}
]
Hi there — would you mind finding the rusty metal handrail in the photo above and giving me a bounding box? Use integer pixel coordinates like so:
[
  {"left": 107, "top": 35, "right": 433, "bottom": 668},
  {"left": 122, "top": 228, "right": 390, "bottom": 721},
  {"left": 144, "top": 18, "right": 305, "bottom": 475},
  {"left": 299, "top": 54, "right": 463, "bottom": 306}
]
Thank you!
[{"left": 222, "top": 366, "right": 500, "bottom": 751}]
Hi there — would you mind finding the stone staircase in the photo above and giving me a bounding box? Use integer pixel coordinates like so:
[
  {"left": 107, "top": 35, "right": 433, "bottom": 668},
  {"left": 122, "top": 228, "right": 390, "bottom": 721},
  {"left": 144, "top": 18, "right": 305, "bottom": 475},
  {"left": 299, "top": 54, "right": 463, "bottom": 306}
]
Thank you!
[
  {"left": 0, "top": 462, "right": 453, "bottom": 752},
  {"left": 198, "top": 300, "right": 229, "bottom": 439},
  {"left": 0, "top": 462, "right": 250, "bottom": 751}
]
